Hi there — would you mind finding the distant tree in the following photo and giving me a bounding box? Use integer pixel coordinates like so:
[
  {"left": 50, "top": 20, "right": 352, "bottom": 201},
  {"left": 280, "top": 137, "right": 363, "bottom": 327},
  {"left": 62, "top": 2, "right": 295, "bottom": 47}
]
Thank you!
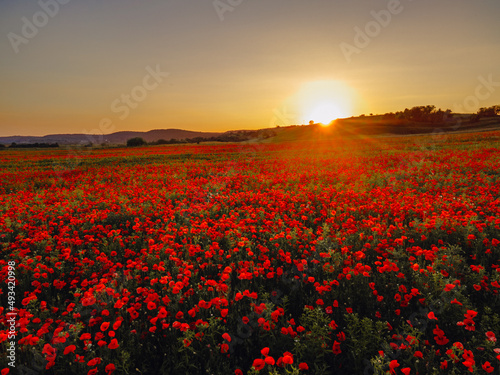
[
  {"left": 393, "top": 105, "right": 451, "bottom": 123},
  {"left": 126, "top": 137, "right": 146, "bottom": 147},
  {"left": 0, "top": 144, "right": 5, "bottom": 148},
  {"left": 190, "top": 137, "right": 206, "bottom": 144},
  {"left": 154, "top": 139, "right": 168, "bottom": 145},
  {"left": 477, "top": 105, "right": 499, "bottom": 118}
]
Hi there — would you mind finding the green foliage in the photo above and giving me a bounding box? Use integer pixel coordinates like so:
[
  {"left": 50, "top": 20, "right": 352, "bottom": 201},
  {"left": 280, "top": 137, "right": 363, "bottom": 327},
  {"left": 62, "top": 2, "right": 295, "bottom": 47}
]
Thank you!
[
  {"left": 344, "top": 313, "right": 389, "bottom": 372},
  {"left": 126, "top": 137, "right": 147, "bottom": 147},
  {"left": 294, "top": 307, "right": 333, "bottom": 361}
]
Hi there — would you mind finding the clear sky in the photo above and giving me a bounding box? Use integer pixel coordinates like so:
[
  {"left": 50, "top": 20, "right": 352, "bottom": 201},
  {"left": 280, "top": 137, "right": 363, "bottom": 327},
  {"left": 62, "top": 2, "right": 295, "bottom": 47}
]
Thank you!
[{"left": 1, "top": 0, "right": 499, "bottom": 136}]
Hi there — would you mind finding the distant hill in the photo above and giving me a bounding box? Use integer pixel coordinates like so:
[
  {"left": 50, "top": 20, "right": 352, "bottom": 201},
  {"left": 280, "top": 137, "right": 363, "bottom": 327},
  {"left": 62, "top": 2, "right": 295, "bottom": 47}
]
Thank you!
[
  {"left": 2, "top": 114, "right": 499, "bottom": 146},
  {"left": 0, "top": 129, "right": 224, "bottom": 145},
  {"left": 266, "top": 115, "right": 500, "bottom": 143}
]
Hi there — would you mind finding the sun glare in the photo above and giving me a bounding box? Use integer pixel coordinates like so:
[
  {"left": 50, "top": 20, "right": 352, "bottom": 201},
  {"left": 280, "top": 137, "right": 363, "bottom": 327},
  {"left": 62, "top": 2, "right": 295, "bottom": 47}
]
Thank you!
[
  {"left": 287, "top": 80, "right": 357, "bottom": 126},
  {"left": 309, "top": 101, "right": 345, "bottom": 126}
]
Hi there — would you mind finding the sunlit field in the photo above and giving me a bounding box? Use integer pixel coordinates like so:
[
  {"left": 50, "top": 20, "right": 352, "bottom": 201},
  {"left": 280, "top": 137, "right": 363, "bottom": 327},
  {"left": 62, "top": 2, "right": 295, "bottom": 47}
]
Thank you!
[{"left": 1, "top": 131, "right": 500, "bottom": 374}]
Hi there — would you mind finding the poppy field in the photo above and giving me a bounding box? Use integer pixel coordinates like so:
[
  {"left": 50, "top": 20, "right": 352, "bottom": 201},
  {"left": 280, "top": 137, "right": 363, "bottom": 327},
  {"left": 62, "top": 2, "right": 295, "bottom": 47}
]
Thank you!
[{"left": 1, "top": 130, "right": 500, "bottom": 374}]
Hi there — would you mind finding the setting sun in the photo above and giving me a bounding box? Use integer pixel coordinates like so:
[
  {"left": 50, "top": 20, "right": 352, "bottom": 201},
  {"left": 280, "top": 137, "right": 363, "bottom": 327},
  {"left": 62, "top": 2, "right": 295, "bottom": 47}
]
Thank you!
[
  {"left": 308, "top": 101, "right": 345, "bottom": 126},
  {"left": 286, "top": 80, "right": 358, "bottom": 126}
]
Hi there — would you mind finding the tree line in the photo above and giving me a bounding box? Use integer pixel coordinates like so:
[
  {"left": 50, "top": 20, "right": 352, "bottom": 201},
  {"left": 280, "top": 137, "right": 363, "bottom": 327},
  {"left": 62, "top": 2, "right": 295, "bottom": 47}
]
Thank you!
[
  {"left": 382, "top": 104, "right": 499, "bottom": 123},
  {"left": 0, "top": 142, "right": 60, "bottom": 149},
  {"left": 127, "top": 129, "right": 276, "bottom": 147}
]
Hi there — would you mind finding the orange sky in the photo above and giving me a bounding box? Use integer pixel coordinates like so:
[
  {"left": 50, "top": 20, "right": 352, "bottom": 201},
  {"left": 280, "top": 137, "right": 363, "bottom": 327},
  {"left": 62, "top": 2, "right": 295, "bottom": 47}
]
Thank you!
[{"left": 1, "top": 0, "right": 499, "bottom": 136}]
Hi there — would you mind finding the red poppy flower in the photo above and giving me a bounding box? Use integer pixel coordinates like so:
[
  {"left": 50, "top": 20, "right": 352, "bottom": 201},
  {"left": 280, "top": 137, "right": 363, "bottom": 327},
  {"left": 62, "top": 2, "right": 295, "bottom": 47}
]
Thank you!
[
  {"left": 265, "top": 356, "right": 275, "bottom": 365},
  {"left": 252, "top": 358, "right": 265, "bottom": 371},
  {"left": 282, "top": 354, "right": 293, "bottom": 365},
  {"left": 332, "top": 341, "right": 341, "bottom": 355},
  {"left": 87, "top": 357, "right": 101, "bottom": 367},
  {"left": 105, "top": 364, "right": 116, "bottom": 374},
  {"left": 63, "top": 345, "right": 76, "bottom": 355},
  {"left": 42, "top": 343, "right": 56, "bottom": 359},
  {"left": 389, "top": 360, "right": 399, "bottom": 374},
  {"left": 299, "top": 362, "right": 309, "bottom": 370},
  {"left": 486, "top": 331, "right": 496, "bottom": 342},
  {"left": 113, "top": 319, "right": 123, "bottom": 330},
  {"left": 482, "top": 362, "right": 494, "bottom": 373},
  {"left": 80, "top": 333, "right": 91, "bottom": 340},
  {"left": 147, "top": 301, "right": 157, "bottom": 310},
  {"left": 108, "top": 339, "right": 119, "bottom": 349}
]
